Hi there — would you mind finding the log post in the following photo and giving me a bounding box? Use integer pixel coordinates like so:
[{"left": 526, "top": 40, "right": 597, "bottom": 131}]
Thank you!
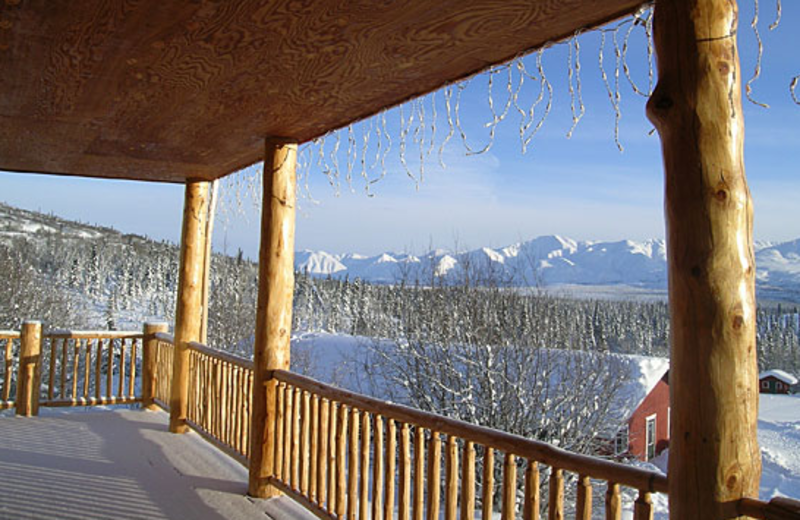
[
  {"left": 248, "top": 138, "right": 298, "bottom": 498},
  {"left": 142, "top": 322, "right": 168, "bottom": 410},
  {"left": 647, "top": 0, "right": 760, "bottom": 517},
  {"left": 16, "top": 321, "right": 41, "bottom": 416},
  {"left": 169, "top": 180, "right": 211, "bottom": 433}
]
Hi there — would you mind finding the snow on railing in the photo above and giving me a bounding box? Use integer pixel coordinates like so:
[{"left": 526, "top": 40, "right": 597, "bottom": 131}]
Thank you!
[{"left": 267, "top": 369, "right": 668, "bottom": 520}]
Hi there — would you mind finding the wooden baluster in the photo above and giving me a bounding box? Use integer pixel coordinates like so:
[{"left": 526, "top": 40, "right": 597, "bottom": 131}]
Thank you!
[
  {"left": 292, "top": 388, "right": 302, "bottom": 491},
  {"left": 234, "top": 368, "right": 241, "bottom": 453},
  {"left": 426, "top": 431, "right": 442, "bottom": 520},
  {"left": 94, "top": 339, "right": 102, "bottom": 399},
  {"left": 360, "top": 411, "right": 370, "bottom": 520},
  {"left": 372, "top": 414, "right": 385, "bottom": 520},
  {"left": 244, "top": 370, "right": 252, "bottom": 458},
  {"left": 633, "top": 491, "right": 653, "bottom": 520},
  {"left": 301, "top": 391, "right": 311, "bottom": 495},
  {"left": 548, "top": 468, "right": 563, "bottom": 520},
  {"left": 227, "top": 363, "right": 234, "bottom": 445},
  {"left": 523, "top": 461, "right": 539, "bottom": 520},
  {"left": 384, "top": 418, "right": 397, "bottom": 520},
  {"left": 337, "top": 405, "right": 349, "bottom": 520},
  {"left": 575, "top": 475, "right": 592, "bottom": 520},
  {"left": 118, "top": 339, "right": 127, "bottom": 398},
  {"left": 2, "top": 338, "right": 12, "bottom": 401},
  {"left": 186, "top": 353, "right": 194, "bottom": 422},
  {"left": 106, "top": 338, "right": 113, "bottom": 398},
  {"left": 309, "top": 394, "right": 319, "bottom": 501},
  {"left": 502, "top": 453, "right": 516, "bottom": 520},
  {"left": 413, "top": 427, "right": 425, "bottom": 520},
  {"left": 129, "top": 338, "right": 137, "bottom": 397},
  {"left": 217, "top": 360, "right": 224, "bottom": 440},
  {"left": 45, "top": 338, "right": 55, "bottom": 401},
  {"left": 605, "top": 483, "right": 621, "bottom": 520},
  {"left": 318, "top": 398, "right": 330, "bottom": 509},
  {"left": 275, "top": 383, "right": 286, "bottom": 482},
  {"left": 445, "top": 436, "right": 459, "bottom": 520},
  {"left": 83, "top": 339, "right": 92, "bottom": 398},
  {"left": 207, "top": 357, "right": 213, "bottom": 430},
  {"left": 60, "top": 338, "right": 68, "bottom": 398},
  {"left": 399, "top": 423, "right": 411, "bottom": 520},
  {"left": 461, "top": 441, "right": 476, "bottom": 520},
  {"left": 284, "top": 384, "right": 294, "bottom": 484},
  {"left": 71, "top": 339, "right": 80, "bottom": 398},
  {"left": 328, "top": 402, "right": 338, "bottom": 515},
  {"left": 482, "top": 448, "right": 495, "bottom": 520},
  {"left": 349, "top": 408, "right": 361, "bottom": 520}
]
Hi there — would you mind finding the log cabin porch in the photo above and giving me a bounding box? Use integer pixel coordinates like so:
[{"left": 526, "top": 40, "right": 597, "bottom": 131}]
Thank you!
[{"left": 1, "top": 0, "right": 799, "bottom": 518}]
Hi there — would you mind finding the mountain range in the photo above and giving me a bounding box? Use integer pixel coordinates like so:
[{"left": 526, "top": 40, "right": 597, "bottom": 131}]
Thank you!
[
  {"left": 3, "top": 201, "right": 800, "bottom": 301},
  {"left": 296, "top": 235, "right": 800, "bottom": 301}
]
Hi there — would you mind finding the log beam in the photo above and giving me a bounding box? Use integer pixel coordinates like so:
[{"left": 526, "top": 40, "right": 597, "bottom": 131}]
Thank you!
[
  {"left": 142, "top": 322, "right": 169, "bottom": 411},
  {"left": 647, "top": 0, "right": 760, "bottom": 517},
  {"left": 248, "top": 138, "right": 298, "bottom": 498},
  {"left": 16, "top": 321, "right": 41, "bottom": 416},
  {"left": 169, "top": 180, "right": 211, "bottom": 433}
]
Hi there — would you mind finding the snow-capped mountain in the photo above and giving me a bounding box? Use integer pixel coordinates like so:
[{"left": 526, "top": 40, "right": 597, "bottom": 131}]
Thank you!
[
  {"left": 4, "top": 201, "right": 800, "bottom": 300},
  {"left": 296, "top": 235, "right": 800, "bottom": 298}
]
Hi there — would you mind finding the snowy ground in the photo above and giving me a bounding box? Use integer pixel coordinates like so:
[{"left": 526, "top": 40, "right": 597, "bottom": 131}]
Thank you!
[{"left": 757, "top": 394, "right": 800, "bottom": 501}]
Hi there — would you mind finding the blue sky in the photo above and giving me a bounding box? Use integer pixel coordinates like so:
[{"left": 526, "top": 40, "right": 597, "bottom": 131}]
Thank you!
[{"left": 1, "top": 2, "right": 798, "bottom": 258}]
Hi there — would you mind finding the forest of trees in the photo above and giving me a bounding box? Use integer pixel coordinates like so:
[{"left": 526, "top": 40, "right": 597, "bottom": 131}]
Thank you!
[{"left": 3, "top": 221, "right": 800, "bottom": 377}]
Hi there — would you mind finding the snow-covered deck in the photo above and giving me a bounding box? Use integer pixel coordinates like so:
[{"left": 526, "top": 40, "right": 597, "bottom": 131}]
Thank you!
[{"left": 0, "top": 408, "right": 315, "bottom": 520}]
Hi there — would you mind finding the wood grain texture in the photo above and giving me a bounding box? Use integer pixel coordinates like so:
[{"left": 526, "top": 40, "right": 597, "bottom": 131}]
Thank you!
[
  {"left": 646, "top": 0, "right": 760, "bottom": 518},
  {"left": 169, "top": 180, "right": 210, "bottom": 434},
  {"left": 248, "top": 140, "right": 297, "bottom": 498},
  {"left": 0, "top": 0, "right": 643, "bottom": 183},
  {"left": 15, "top": 321, "right": 41, "bottom": 416}
]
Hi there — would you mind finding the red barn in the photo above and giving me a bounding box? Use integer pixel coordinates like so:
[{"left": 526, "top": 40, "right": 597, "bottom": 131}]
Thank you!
[
  {"left": 759, "top": 369, "right": 798, "bottom": 395},
  {"left": 612, "top": 367, "right": 670, "bottom": 462}
]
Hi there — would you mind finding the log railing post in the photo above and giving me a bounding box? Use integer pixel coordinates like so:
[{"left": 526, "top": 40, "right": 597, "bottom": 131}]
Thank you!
[
  {"left": 169, "top": 180, "right": 211, "bottom": 433},
  {"left": 248, "top": 138, "right": 298, "bottom": 498},
  {"left": 142, "top": 322, "right": 168, "bottom": 410},
  {"left": 647, "top": 0, "right": 760, "bottom": 517},
  {"left": 16, "top": 321, "right": 41, "bottom": 416}
]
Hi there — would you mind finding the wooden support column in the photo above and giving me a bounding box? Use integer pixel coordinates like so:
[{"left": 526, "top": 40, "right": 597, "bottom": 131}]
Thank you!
[
  {"left": 647, "top": 0, "right": 760, "bottom": 518},
  {"left": 249, "top": 138, "right": 298, "bottom": 498},
  {"left": 169, "top": 180, "right": 211, "bottom": 433},
  {"left": 16, "top": 321, "right": 41, "bottom": 416},
  {"left": 142, "top": 322, "right": 168, "bottom": 410}
]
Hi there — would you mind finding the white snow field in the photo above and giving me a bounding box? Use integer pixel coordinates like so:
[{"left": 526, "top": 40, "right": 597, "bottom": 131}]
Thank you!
[
  {"left": 0, "top": 408, "right": 316, "bottom": 520},
  {"left": 758, "top": 394, "right": 800, "bottom": 501}
]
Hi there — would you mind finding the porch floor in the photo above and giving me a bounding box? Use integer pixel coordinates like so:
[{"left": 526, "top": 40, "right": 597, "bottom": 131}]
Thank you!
[{"left": 0, "top": 408, "right": 314, "bottom": 520}]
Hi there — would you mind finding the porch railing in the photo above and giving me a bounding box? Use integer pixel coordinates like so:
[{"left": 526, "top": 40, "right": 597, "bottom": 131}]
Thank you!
[
  {"left": 2, "top": 321, "right": 799, "bottom": 519},
  {"left": 267, "top": 369, "right": 665, "bottom": 520},
  {"left": 41, "top": 330, "right": 142, "bottom": 407}
]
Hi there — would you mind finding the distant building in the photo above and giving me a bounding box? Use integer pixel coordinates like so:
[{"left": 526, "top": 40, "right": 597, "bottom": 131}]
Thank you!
[
  {"left": 614, "top": 369, "right": 670, "bottom": 462},
  {"left": 759, "top": 369, "right": 798, "bottom": 395}
]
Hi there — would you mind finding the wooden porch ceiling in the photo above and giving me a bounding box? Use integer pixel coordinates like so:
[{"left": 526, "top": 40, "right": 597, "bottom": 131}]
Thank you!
[{"left": 0, "top": 0, "right": 644, "bottom": 184}]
